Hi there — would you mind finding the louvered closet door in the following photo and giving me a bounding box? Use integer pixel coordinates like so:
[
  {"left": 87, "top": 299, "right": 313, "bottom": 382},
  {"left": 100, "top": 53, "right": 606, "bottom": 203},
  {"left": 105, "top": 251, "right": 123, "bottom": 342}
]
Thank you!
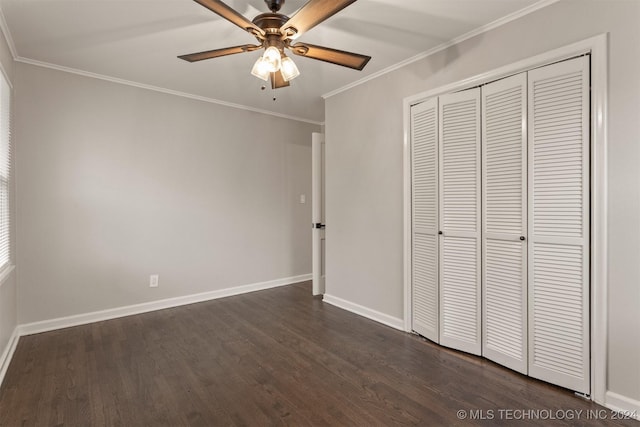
[
  {"left": 528, "top": 56, "right": 590, "bottom": 394},
  {"left": 439, "top": 88, "right": 482, "bottom": 355},
  {"left": 411, "top": 98, "right": 439, "bottom": 342},
  {"left": 481, "top": 73, "right": 528, "bottom": 374}
]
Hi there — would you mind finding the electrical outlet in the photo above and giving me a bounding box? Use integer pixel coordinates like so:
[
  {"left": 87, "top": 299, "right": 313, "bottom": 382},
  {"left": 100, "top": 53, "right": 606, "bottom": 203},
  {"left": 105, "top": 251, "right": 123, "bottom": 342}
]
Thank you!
[{"left": 149, "top": 274, "right": 159, "bottom": 288}]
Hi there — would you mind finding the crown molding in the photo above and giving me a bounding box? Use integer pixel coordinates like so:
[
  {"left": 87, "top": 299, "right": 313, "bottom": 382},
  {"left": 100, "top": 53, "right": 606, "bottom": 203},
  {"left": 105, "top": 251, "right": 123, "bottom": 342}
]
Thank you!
[
  {"left": 0, "top": 6, "right": 15, "bottom": 87},
  {"left": 0, "top": 0, "right": 560, "bottom": 122},
  {"left": 322, "top": 0, "right": 560, "bottom": 99},
  {"left": 15, "top": 57, "right": 322, "bottom": 126},
  {"left": 0, "top": 3, "right": 319, "bottom": 124}
]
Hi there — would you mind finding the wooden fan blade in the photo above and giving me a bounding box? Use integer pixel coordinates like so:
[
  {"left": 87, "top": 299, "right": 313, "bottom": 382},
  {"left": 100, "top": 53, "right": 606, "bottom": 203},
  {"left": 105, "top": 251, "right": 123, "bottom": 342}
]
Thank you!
[
  {"left": 280, "top": 0, "right": 357, "bottom": 38},
  {"left": 193, "top": 0, "right": 265, "bottom": 37},
  {"left": 290, "top": 42, "right": 370, "bottom": 70},
  {"left": 178, "top": 44, "right": 262, "bottom": 62},
  {"left": 271, "top": 70, "right": 290, "bottom": 89}
]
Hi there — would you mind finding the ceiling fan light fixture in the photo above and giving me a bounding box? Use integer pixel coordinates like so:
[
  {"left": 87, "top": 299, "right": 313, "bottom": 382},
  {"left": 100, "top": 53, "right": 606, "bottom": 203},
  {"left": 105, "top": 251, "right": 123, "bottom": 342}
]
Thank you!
[
  {"left": 180, "top": 0, "right": 371, "bottom": 89},
  {"left": 251, "top": 56, "right": 271, "bottom": 81},
  {"left": 262, "top": 46, "right": 282, "bottom": 73},
  {"left": 280, "top": 56, "right": 300, "bottom": 81}
]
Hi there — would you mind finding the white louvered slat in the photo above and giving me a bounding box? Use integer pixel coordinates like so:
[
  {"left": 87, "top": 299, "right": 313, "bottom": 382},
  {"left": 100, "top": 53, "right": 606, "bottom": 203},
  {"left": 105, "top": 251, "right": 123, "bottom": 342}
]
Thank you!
[
  {"left": 441, "top": 236, "right": 478, "bottom": 345},
  {"left": 438, "top": 88, "right": 481, "bottom": 355},
  {"left": 532, "top": 243, "right": 584, "bottom": 378},
  {"left": 413, "top": 234, "right": 438, "bottom": 336},
  {"left": 481, "top": 73, "right": 528, "bottom": 374},
  {"left": 411, "top": 98, "right": 439, "bottom": 342},
  {"left": 528, "top": 56, "right": 590, "bottom": 394},
  {"left": 485, "top": 240, "right": 525, "bottom": 357}
]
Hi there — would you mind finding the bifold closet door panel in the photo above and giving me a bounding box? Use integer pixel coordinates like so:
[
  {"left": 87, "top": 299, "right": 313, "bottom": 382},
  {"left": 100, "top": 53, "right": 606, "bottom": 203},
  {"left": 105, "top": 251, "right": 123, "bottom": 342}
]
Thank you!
[
  {"left": 438, "top": 88, "right": 482, "bottom": 356},
  {"left": 411, "top": 98, "right": 439, "bottom": 342},
  {"left": 481, "top": 73, "right": 528, "bottom": 374},
  {"left": 528, "top": 56, "right": 590, "bottom": 394}
]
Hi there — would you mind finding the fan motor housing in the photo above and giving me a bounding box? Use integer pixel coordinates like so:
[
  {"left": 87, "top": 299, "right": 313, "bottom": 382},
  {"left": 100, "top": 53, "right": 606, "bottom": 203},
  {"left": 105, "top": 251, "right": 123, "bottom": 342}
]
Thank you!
[{"left": 252, "top": 13, "right": 289, "bottom": 35}]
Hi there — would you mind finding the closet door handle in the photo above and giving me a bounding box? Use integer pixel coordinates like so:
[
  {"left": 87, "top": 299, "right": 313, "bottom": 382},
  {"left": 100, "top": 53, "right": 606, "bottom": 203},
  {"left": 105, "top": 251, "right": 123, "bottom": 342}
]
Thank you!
[
  {"left": 520, "top": 236, "right": 526, "bottom": 241},
  {"left": 438, "top": 231, "right": 443, "bottom": 235}
]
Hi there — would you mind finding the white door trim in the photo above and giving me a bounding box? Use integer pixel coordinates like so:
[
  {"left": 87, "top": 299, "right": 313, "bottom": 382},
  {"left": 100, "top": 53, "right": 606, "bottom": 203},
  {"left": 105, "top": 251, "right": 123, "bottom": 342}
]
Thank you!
[
  {"left": 403, "top": 33, "right": 608, "bottom": 403},
  {"left": 312, "top": 132, "right": 325, "bottom": 296}
]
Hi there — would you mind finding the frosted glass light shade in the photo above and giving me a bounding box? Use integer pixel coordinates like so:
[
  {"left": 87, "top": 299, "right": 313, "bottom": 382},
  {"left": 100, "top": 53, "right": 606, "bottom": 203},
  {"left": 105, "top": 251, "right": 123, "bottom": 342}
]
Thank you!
[
  {"left": 280, "top": 57, "right": 300, "bottom": 82},
  {"left": 263, "top": 46, "right": 282, "bottom": 73},
  {"left": 251, "top": 57, "right": 270, "bottom": 81}
]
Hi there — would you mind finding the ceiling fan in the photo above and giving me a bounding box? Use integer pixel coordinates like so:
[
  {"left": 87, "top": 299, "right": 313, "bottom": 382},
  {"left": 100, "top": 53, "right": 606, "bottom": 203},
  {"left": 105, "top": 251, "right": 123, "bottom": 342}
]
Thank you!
[{"left": 178, "top": 0, "right": 371, "bottom": 89}]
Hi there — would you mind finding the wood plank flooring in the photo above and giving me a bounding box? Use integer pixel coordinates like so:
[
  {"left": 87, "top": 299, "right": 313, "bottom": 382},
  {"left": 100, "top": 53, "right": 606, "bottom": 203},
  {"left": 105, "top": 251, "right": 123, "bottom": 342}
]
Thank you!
[{"left": 0, "top": 281, "right": 638, "bottom": 426}]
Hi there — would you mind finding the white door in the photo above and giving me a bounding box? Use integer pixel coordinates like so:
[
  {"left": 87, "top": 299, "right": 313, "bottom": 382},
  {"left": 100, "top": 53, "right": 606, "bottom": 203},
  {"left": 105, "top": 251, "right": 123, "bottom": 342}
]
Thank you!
[
  {"left": 411, "top": 98, "right": 439, "bottom": 342},
  {"left": 481, "top": 73, "right": 528, "bottom": 374},
  {"left": 438, "top": 88, "right": 482, "bottom": 356},
  {"left": 312, "top": 132, "right": 326, "bottom": 295},
  {"left": 527, "top": 56, "right": 590, "bottom": 394}
]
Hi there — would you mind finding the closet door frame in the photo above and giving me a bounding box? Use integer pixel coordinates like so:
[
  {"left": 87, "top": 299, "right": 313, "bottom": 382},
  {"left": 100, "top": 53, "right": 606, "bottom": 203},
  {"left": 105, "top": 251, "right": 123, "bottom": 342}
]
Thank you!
[{"left": 403, "top": 34, "right": 608, "bottom": 403}]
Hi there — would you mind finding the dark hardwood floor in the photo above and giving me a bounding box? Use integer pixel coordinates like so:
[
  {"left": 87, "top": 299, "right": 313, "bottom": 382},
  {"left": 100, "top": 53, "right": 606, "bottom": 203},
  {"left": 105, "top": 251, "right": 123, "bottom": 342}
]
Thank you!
[{"left": 0, "top": 281, "right": 637, "bottom": 426}]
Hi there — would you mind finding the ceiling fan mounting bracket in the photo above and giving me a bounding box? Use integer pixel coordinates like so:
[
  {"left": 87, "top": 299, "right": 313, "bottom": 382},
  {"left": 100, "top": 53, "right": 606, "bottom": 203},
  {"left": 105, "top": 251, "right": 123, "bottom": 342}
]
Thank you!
[
  {"left": 290, "top": 44, "right": 308, "bottom": 55},
  {"left": 282, "top": 27, "right": 297, "bottom": 38},
  {"left": 264, "top": 0, "right": 285, "bottom": 13},
  {"left": 247, "top": 27, "right": 264, "bottom": 39}
]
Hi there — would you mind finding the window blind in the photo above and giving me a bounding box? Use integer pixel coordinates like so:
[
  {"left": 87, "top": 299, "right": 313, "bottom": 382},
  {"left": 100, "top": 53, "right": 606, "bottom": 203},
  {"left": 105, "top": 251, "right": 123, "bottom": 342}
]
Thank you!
[{"left": 0, "top": 72, "right": 11, "bottom": 271}]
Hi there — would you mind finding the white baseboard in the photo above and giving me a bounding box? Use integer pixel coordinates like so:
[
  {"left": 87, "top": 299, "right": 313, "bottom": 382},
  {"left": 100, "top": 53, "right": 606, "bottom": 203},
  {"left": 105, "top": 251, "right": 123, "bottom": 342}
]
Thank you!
[
  {"left": 322, "top": 294, "right": 404, "bottom": 331},
  {"left": 0, "top": 327, "right": 19, "bottom": 387},
  {"left": 19, "top": 274, "right": 311, "bottom": 336},
  {"left": 605, "top": 391, "right": 640, "bottom": 420}
]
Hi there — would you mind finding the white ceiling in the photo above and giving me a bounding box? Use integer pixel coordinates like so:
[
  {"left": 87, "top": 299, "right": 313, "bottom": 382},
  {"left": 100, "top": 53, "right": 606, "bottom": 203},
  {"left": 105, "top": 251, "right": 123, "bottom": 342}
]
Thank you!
[{"left": 0, "top": 0, "right": 542, "bottom": 123}]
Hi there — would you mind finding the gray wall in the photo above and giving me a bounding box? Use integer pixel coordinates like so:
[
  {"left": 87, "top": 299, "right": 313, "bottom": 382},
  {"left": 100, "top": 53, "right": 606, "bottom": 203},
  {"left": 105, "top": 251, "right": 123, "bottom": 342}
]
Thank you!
[
  {"left": 15, "top": 62, "right": 318, "bottom": 324},
  {"left": 0, "top": 25, "right": 16, "bottom": 363},
  {"left": 325, "top": 0, "right": 640, "bottom": 402}
]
